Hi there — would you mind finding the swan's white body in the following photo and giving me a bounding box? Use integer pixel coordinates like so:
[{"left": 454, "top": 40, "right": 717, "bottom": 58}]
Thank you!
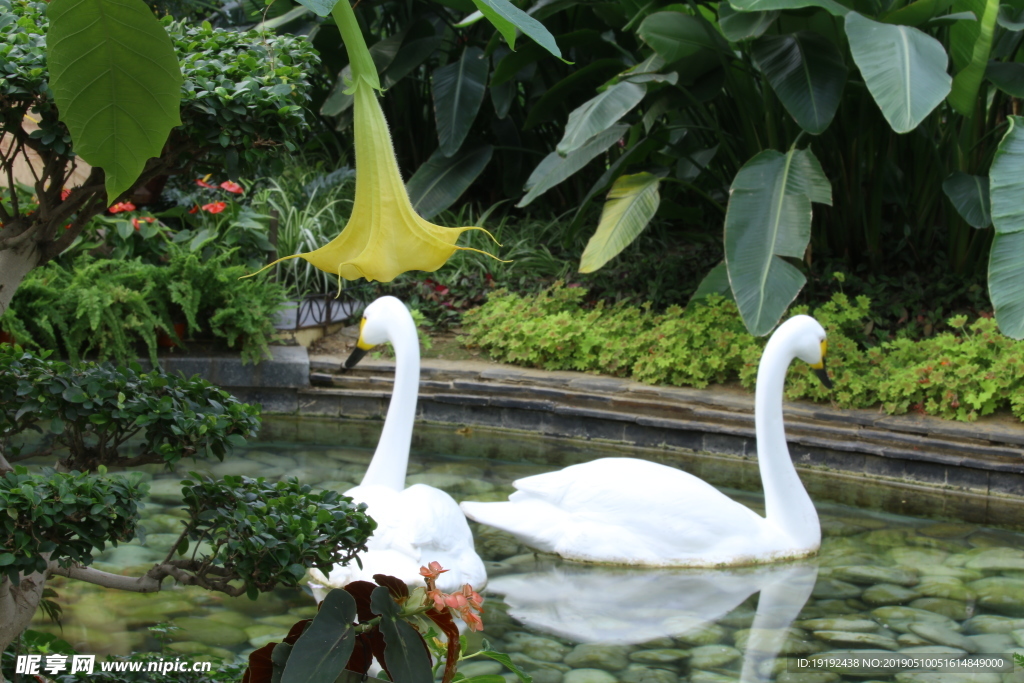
[
  {"left": 309, "top": 297, "right": 486, "bottom": 601},
  {"left": 460, "top": 314, "right": 826, "bottom": 566}
]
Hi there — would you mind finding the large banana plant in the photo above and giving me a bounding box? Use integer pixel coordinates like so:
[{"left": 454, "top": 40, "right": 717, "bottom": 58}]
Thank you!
[{"left": 517, "top": 0, "right": 1024, "bottom": 336}]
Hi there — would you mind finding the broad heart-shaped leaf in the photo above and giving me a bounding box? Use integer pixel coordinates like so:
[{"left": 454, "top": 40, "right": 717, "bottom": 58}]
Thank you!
[
  {"left": 518, "top": 124, "right": 628, "bottom": 207},
  {"left": 724, "top": 148, "right": 832, "bottom": 336},
  {"left": 470, "top": 0, "right": 564, "bottom": 60},
  {"left": 556, "top": 82, "right": 645, "bottom": 156},
  {"left": 845, "top": 12, "right": 952, "bottom": 133},
  {"left": 281, "top": 589, "right": 357, "bottom": 683},
  {"left": 579, "top": 172, "right": 661, "bottom": 273},
  {"left": 46, "top": 0, "right": 183, "bottom": 204},
  {"left": 998, "top": 4, "right": 1024, "bottom": 29},
  {"left": 988, "top": 115, "right": 1024, "bottom": 338},
  {"left": 638, "top": 12, "right": 731, "bottom": 63},
  {"left": 370, "top": 586, "right": 433, "bottom": 683},
  {"left": 751, "top": 32, "right": 848, "bottom": 134},
  {"left": 987, "top": 61, "right": 1024, "bottom": 97},
  {"left": 719, "top": 4, "right": 780, "bottom": 40},
  {"left": 407, "top": 145, "right": 494, "bottom": 219},
  {"left": 942, "top": 171, "right": 991, "bottom": 227},
  {"left": 432, "top": 47, "right": 489, "bottom": 156},
  {"left": 728, "top": 0, "right": 850, "bottom": 17},
  {"left": 948, "top": 0, "right": 1000, "bottom": 114}
]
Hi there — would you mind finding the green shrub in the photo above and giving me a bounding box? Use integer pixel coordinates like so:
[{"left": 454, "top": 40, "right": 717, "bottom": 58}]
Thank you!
[
  {"left": 463, "top": 284, "right": 1024, "bottom": 422},
  {"left": 1, "top": 246, "right": 289, "bottom": 365},
  {"left": 0, "top": 346, "right": 261, "bottom": 470}
]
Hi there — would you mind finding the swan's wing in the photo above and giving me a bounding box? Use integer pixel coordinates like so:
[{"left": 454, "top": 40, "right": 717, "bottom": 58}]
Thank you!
[
  {"left": 468, "top": 457, "right": 766, "bottom": 564},
  {"left": 348, "top": 484, "right": 487, "bottom": 590}
]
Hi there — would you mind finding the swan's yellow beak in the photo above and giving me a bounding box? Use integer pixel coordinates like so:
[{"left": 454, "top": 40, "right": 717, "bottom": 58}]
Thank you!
[
  {"left": 344, "top": 317, "right": 374, "bottom": 369},
  {"left": 810, "top": 340, "right": 832, "bottom": 389}
]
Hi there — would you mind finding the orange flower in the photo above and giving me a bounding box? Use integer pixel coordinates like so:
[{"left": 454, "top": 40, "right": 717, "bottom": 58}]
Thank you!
[
  {"left": 220, "top": 180, "right": 244, "bottom": 194},
  {"left": 426, "top": 589, "right": 446, "bottom": 611},
  {"left": 109, "top": 202, "right": 136, "bottom": 213},
  {"left": 189, "top": 205, "right": 200, "bottom": 214},
  {"left": 461, "top": 584, "right": 483, "bottom": 611},
  {"left": 462, "top": 610, "right": 484, "bottom": 632},
  {"left": 202, "top": 201, "right": 227, "bottom": 214},
  {"left": 419, "top": 561, "right": 448, "bottom": 580},
  {"left": 196, "top": 176, "right": 217, "bottom": 189}
]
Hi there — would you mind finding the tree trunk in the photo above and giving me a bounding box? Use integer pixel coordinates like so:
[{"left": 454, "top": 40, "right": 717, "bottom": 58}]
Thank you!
[
  {"left": 0, "top": 243, "right": 42, "bottom": 317},
  {"left": 0, "top": 569, "right": 48, "bottom": 682}
]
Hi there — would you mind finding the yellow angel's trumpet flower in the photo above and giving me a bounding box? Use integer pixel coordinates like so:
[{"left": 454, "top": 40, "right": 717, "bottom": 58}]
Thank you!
[{"left": 244, "top": 0, "right": 502, "bottom": 287}]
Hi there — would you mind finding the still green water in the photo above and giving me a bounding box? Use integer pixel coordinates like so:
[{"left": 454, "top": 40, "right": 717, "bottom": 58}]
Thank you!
[{"left": 29, "top": 417, "right": 1024, "bottom": 683}]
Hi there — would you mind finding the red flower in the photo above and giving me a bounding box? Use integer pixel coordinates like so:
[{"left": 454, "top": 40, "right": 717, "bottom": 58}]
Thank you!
[
  {"left": 109, "top": 202, "right": 136, "bottom": 214},
  {"left": 61, "top": 188, "right": 71, "bottom": 201},
  {"left": 64, "top": 223, "right": 72, "bottom": 230},
  {"left": 220, "top": 180, "right": 244, "bottom": 194},
  {"left": 202, "top": 201, "right": 227, "bottom": 214},
  {"left": 189, "top": 205, "right": 200, "bottom": 214},
  {"left": 196, "top": 177, "right": 217, "bottom": 189},
  {"left": 131, "top": 216, "right": 156, "bottom": 230}
]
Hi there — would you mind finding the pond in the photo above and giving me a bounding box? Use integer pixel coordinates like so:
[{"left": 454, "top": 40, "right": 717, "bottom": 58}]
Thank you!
[{"left": 29, "top": 416, "right": 1024, "bottom": 683}]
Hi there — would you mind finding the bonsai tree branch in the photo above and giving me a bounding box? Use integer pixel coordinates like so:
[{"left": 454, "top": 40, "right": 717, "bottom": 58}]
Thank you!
[{"left": 51, "top": 559, "right": 248, "bottom": 597}]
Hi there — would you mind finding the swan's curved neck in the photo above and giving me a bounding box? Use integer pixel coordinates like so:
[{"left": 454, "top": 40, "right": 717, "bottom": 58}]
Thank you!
[
  {"left": 755, "top": 332, "right": 819, "bottom": 548},
  {"left": 359, "top": 319, "right": 420, "bottom": 491}
]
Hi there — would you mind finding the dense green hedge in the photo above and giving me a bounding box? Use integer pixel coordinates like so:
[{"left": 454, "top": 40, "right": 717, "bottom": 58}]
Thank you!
[
  {"left": 0, "top": 246, "right": 288, "bottom": 365},
  {"left": 461, "top": 284, "right": 1024, "bottom": 422}
]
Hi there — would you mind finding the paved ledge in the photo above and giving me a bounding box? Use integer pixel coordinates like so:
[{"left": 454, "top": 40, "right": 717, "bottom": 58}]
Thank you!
[
  {"left": 143, "top": 345, "right": 310, "bottom": 413},
  {"left": 304, "top": 355, "right": 1024, "bottom": 528}
]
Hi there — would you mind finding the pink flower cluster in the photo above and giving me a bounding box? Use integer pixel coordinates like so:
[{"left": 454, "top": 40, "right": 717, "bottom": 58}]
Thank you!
[{"left": 419, "top": 561, "right": 485, "bottom": 631}]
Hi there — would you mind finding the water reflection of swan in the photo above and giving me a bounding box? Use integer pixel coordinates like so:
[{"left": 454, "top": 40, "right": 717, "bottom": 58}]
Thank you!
[
  {"left": 309, "top": 297, "right": 486, "bottom": 599},
  {"left": 462, "top": 315, "right": 830, "bottom": 566},
  {"left": 486, "top": 559, "right": 818, "bottom": 682}
]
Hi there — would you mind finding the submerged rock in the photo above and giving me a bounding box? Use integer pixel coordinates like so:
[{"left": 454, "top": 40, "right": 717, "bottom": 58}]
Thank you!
[
  {"left": 812, "top": 579, "right": 863, "bottom": 600},
  {"left": 563, "top": 644, "right": 633, "bottom": 671},
  {"left": 628, "top": 649, "right": 691, "bottom": 664},
  {"left": 688, "top": 645, "right": 741, "bottom": 669},
  {"left": 907, "top": 623, "right": 979, "bottom": 652},
  {"left": 969, "top": 577, "right": 1024, "bottom": 616},
  {"left": 862, "top": 584, "right": 922, "bottom": 606},
  {"left": 962, "top": 615, "right": 1024, "bottom": 634},
  {"left": 672, "top": 624, "right": 730, "bottom": 647},
  {"left": 909, "top": 598, "right": 970, "bottom": 621},
  {"left": 895, "top": 672, "right": 1001, "bottom": 683},
  {"left": 797, "top": 619, "right": 879, "bottom": 633},
  {"left": 563, "top": 669, "right": 618, "bottom": 683},
  {"left": 811, "top": 630, "right": 899, "bottom": 650},
  {"left": 834, "top": 566, "right": 919, "bottom": 587},
  {"left": 620, "top": 664, "right": 680, "bottom": 683},
  {"left": 871, "top": 607, "right": 962, "bottom": 633}
]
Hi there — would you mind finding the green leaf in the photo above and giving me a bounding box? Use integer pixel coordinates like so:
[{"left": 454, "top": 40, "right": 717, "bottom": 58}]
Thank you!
[
  {"left": 988, "top": 116, "right": 1024, "bottom": 338},
  {"left": 0, "top": 553, "right": 14, "bottom": 567},
  {"left": 62, "top": 387, "right": 87, "bottom": 403},
  {"left": 289, "top": 0, "right": 334, "bottom": 17},
  {"left": 638, "top": 12, "right": 730, "bottom": 63},
  {"left": 751, "top": 32, "right": 847, "bottom": 134},
  {"left": 948, "top": 0, "right": 1001, "bottom": 115},
  {"left": 997, "top": 4, "right": 1024, "bottom": 28},
  {"left": 49, "top": 417, "right": 65, "bottom": 434},
  {"left": 281, "top": 589, "right": 357, "bottom": 683},
  {"left": 476, "top": 651, "right": 532, "bottom": 683},
  {"left": 524, "top": 59, "right": 626, "bottom": 129},
  {"left": 942, "top": 172, "right": 992, "bottom": 228},
  {"left": 724, "top": 148, "right": 832, "bottom": 336},
  {"left": 845, "top": 12, "right": 952, "bottom": 133},
  {"left": 690, "top": 261, "right": 735, "bottom": 303},
  {"left": 432, "top": 47, "right": 489, "bottom": 156},
  {"left": 556, "top": 82, "right": 645, "bottom": 156},
  {"left": 371, "top": 586, "right": 433, "bottom": 683},
  {"left": 518, "top": 124, "right": 628, "bottom": 207},
  {"left": 407, "top": 145, "right": 494, "bottom": 219},
  {"left": 987, "top": 61, "right": 1024, "bottom": 97},
  {"left": 719, "top": 4, "right": 780, "bottom": 41},
  {"left": 46, "top": 0, "right": 183, "bottom": 204},
  {"left": 881, "top": 0, "right": 954, "bottom": 25},
  {"left": 469, "top": 0, "right": 565, "bottom": 60},
  {"left": 727, "top": 0, "right": 849, "bottom": 17},
  {"left": 578, "top": 173, "right": 661, "bottom": 273}
]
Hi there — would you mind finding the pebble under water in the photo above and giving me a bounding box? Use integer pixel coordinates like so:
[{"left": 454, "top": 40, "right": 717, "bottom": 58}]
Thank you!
[{"left": 28, "top": 417, "right": 1024, "bottom": 683}]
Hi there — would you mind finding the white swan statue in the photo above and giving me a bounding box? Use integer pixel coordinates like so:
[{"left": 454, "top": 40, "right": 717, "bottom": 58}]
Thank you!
[
  {"left": 309, "top": 296, "right": 487, "bottom": 601},
  {"left": 460, "top": 314, "right": 831, "bottom": 566}
]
